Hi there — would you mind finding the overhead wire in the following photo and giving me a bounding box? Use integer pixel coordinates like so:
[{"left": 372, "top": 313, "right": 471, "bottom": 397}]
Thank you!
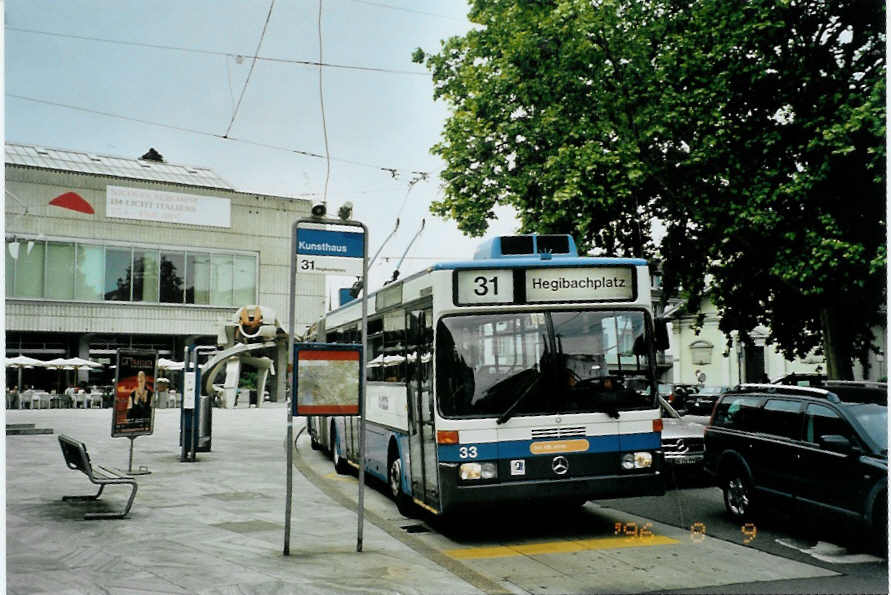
[
  {"left": 224, "top": 0, "right": 276, "bottom": 137},
  {"left": 344, "top": 0, "right": 464, "bottom": 21},
  {"left": 318, "top": 0, "right": 331, "bottom": 205},
  {"left": 6, "top": 26, "right": 431, "bottom": 76},
  {"left": 7, "top": 93, "right": 432, "bottom": 177}
]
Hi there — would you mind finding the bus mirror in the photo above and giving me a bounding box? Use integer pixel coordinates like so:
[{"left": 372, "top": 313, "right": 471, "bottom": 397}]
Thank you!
[
  {"left": 633, "top": 335, "right": 647, "bottom": 357},
  {"left": 654, "top": 317, "right": 670, "bottom": 351}
]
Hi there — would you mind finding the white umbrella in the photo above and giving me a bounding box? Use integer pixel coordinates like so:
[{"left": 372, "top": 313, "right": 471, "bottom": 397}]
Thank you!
[
  {"left": 158, "top": 358, "right": 184, "bottom": 371},
  {"left": 382, "top": 355, "right": 405, "bottom": 367},
  {"left": 6, "top": 355, "right": 45, "bottom": 368},
  {"left": 62, "top": 357, "right": 103, "bottom": 369},
  {"left": 42, "top": 358, "right": 70, "bottom": 392},
  {"left": 367, "top": 354, "right": 385, "bottom": 368},
  {"left": 6, "top": 355, "right": 45, "bottom": 392}
]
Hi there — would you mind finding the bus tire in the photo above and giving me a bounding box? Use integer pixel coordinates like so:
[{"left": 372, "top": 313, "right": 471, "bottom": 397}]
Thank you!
[
  {"left": 309, "top": 425, "right": 322, "bottom": 451},
  {"left": 332, "top": 423, "right": 350, "bottom": 475},
  {"left": 388, "top": 446, "right": 414, "bottom": 517}
]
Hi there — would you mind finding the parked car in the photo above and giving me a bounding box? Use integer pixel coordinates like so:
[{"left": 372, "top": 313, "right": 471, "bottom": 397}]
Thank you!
[
  {"left": 704, "top": 383, "right": 887, "bottom": 551},
  {"left": 773, "top": 375, "right": 887, "bottom": 404},
  {"left": 688, "top": 385, "right": 731, "bottom": 415},
  {"left": 659, "top": 397, "right": 706, "bottom": 472},
  {"left": 659, "top": 383, "right": 698, "bottom": 413},
  {"left": 772, "top": 373, "right": 827, "bottom": 387}
]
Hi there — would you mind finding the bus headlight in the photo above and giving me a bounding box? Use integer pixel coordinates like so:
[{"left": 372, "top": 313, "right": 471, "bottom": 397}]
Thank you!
[
  {"left": 459, "top": 462, "right": 498, "bottom": 480},
  {"left": 621, "top": 452, "right": 653, "bottom": 470}
]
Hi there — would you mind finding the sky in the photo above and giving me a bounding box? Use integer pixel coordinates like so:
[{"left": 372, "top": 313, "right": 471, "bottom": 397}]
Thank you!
[{"left": 4, "top": 0, "right": 519, "bottom": 301}]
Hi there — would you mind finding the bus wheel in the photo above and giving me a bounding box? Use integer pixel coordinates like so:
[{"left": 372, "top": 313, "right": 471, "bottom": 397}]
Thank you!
[
  {"left": 388, "top": 451, "right": 413, "bottom": 516},
  {"left": 332, "top": 424, "right": 350, "bottom": 475}
]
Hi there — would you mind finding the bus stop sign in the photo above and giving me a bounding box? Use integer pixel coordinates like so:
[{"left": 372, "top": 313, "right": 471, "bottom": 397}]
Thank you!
[{"left": 292, "top": 343, "right": 362, "bottom": 416}]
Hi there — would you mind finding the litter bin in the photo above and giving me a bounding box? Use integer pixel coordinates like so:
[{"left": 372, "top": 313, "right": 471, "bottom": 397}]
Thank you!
[{"left": 180, "top": 396, "right": 213, "bottom": 454}]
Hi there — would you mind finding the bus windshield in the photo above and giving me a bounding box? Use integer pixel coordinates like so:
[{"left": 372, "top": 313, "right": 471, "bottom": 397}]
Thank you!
[{"left": 436, "top": 310, "right": 657, "bottom": 419}]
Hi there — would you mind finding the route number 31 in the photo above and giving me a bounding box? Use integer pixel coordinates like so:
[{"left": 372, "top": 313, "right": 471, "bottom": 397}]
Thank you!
[{"left": 474, "top": 276, "right": 499, "bottom": 296}]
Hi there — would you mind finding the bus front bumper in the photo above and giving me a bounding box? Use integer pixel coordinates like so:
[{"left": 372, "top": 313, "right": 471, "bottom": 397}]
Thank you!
[{"left": 438, "top": 463, "right": 665, "bottom": 512}]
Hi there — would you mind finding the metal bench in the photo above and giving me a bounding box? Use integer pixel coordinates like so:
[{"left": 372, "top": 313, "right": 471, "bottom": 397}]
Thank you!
[{"left": 57, "top": 434, "right": 138, "bottom": 519}]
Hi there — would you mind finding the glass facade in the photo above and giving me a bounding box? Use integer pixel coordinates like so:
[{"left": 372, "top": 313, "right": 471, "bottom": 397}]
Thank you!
[{"left": 6, "top": 239, "right": 257, "bottom": 306}]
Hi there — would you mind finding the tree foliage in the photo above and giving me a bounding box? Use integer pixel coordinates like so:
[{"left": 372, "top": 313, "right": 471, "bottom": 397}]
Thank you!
[{"left": 416, "top": 0, "right": 885, "bottom": 378}]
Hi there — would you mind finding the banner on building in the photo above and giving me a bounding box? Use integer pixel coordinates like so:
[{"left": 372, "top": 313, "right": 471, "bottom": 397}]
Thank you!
[
  {"left": 107, "top": 185, "right": 231, "bottom": 228},
  {"left": 111, "top": 350, "right": 158, "bottom": 437}
]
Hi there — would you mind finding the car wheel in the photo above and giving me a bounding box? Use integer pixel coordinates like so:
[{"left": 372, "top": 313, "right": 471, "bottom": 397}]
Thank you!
[
  {"left": 331, "top": 424, "right": 350, "bottom": 475},
  {"left": 723, "top": 469, "right": 756, "bottom": 520},
  {"left": 388, "top": 452, "right": 414, "bottom": 516}
]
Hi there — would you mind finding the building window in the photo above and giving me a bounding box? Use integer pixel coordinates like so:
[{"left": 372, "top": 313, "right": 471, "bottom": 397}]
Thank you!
[
  {"left": 186, "top": 253, "right": 211, "bottom": 305},
  {"left": 211, "top": 253, "right": 234, "bottom": 306},
  {"left": 105, "top": 247, "right": 132, "bottom": 301},
  {"left": 76, "top": 244, "right": 105, "bottom": 300},
  {"left": 234, "top": 254, "right": 256, "bottom": 306},
  {"left": 46, "top": 242, "right": 76, "bottom": 299},
  {"left": 160, "top": 252, "right": 185, "bottom": 303},
  {"left": 133, "top": 249, "right": 160, "bottom": 302},
  {"left": 6, "top": 238, "right": 257, "bottom": 307},
  {"left": 15, "top": 241, "right": 45, "bottom": 298},
  {"left": 5, "top": 242, "right": 15, "bottom": 295}
]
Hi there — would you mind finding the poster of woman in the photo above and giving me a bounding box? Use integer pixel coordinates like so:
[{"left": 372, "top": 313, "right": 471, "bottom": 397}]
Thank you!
[{"left": 111, "top": 350, "right": 158, "bottom": 437}]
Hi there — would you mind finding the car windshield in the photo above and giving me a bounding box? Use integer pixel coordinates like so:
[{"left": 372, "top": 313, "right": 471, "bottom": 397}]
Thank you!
[
  {"left": 848, "top": 404, "right": 888, "bottom": 453},
  {"left": 436, "top": 310, "right": 657, "bottom": 419}
]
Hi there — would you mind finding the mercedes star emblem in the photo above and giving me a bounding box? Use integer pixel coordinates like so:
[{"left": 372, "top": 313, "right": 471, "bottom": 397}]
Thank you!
[{"left": 552, "top": 456, "right": 569, "bottom": 475}]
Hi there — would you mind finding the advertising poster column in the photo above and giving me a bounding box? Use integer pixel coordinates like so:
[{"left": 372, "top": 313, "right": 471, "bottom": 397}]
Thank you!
[{"left": 111, "top": 349, "right": 158, "bottom": 474}]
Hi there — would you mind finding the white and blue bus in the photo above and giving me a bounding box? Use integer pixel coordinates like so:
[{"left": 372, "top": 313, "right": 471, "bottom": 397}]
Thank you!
[{"left": 308, "top": 234, "right": 667, "bottom": 515}]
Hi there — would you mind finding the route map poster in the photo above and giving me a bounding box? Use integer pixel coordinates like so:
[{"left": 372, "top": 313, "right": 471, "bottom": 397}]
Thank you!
[
  {"left": 293, "top": 344, "right": 362, "bottom": 416},
  {"left": 111, "top": 350, "right": 158, "bottom": 437}
]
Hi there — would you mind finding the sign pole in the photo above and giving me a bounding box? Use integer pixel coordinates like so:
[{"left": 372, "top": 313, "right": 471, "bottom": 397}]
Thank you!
[
  {"left": 285, "top": 219, "right": 297, "bottom": 556},
  {"left": 357, "top": 225, "right": 368, "bottom": 552},
  {"left": 285, "top": 216, "right": 368, "bottom": 556}
]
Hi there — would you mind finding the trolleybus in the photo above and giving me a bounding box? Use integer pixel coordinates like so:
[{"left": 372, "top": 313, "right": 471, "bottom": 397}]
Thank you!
[{"left": 308, "top": 234, "right": 667, "bottom": 515}]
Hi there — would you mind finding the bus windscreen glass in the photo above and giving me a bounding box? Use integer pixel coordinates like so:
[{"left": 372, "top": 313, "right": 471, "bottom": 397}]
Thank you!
[{"left": 436, "top": 310, "right": 656, "bottom": 419}]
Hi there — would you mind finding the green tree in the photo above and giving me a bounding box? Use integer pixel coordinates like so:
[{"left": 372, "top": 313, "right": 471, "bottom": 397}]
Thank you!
[{"left": 416, "top": 0, "right": 885, "bottom": 379}]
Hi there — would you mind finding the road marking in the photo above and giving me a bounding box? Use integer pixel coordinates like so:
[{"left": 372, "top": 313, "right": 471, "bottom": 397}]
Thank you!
[
  {"left": 323, "top": 472, "right": 357, "bottom": 483},
  {"left": 446, "top": 535, "right": 678, "bottom": 560},
  {"left": 776, "top": 538, "right": 883, "bottom": 564}
]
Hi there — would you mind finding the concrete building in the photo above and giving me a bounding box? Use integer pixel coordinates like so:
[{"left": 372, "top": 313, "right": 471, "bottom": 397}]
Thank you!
[
  {"left": 668, "top": 296, "right": 886, "bottom": 386},
  {"left": 5, "top": 143, "right": 324, "bottom": 391}
]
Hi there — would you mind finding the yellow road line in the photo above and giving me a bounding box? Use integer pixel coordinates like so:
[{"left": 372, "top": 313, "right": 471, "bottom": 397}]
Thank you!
[
  {"left": 323, "top": 472, "right": 357, "bottom": 482},
  {"left": 446, "top": 535, "right": 678, "bottom": 560}
]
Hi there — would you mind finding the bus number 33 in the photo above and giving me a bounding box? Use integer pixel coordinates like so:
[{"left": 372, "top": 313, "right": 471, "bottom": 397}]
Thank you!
[
  {"left": 474, "top": 276, "right": 499, "bottom": 296},
  {"left": 459, "top": 446, "right": 478, "bottom": 459}
]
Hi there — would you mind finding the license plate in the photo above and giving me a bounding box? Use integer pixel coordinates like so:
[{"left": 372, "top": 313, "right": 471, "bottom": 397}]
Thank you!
[{"left": 673, "top": 456, "right": 701, "bottom": 465}]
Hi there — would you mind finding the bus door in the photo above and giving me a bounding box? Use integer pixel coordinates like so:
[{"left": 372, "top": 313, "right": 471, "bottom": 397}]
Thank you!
[{"left": 406, "top": 308, "right": 439, "bottom": 509}]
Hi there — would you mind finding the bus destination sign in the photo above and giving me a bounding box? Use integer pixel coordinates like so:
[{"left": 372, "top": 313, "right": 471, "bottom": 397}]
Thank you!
[
  {"left": 455, "top": 266, "right": 635, "bottom": 305},
  {"left": 525, "top": 267, "right": 634, "bottom": 302}
]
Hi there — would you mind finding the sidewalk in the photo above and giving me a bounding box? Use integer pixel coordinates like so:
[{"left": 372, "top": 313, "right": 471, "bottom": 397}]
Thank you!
[{"left": 5, "top": 404, "right": 482, "bottom": 594}]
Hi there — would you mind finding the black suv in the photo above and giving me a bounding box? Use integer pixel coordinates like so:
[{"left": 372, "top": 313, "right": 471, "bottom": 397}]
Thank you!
[{"left": 704, "top": 384, "right": 887, "bottom": 548}]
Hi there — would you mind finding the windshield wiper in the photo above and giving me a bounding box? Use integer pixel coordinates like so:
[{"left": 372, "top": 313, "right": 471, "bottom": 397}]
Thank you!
[{"left": 496, "top": 372, "right": 541, "bottom": 425}]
